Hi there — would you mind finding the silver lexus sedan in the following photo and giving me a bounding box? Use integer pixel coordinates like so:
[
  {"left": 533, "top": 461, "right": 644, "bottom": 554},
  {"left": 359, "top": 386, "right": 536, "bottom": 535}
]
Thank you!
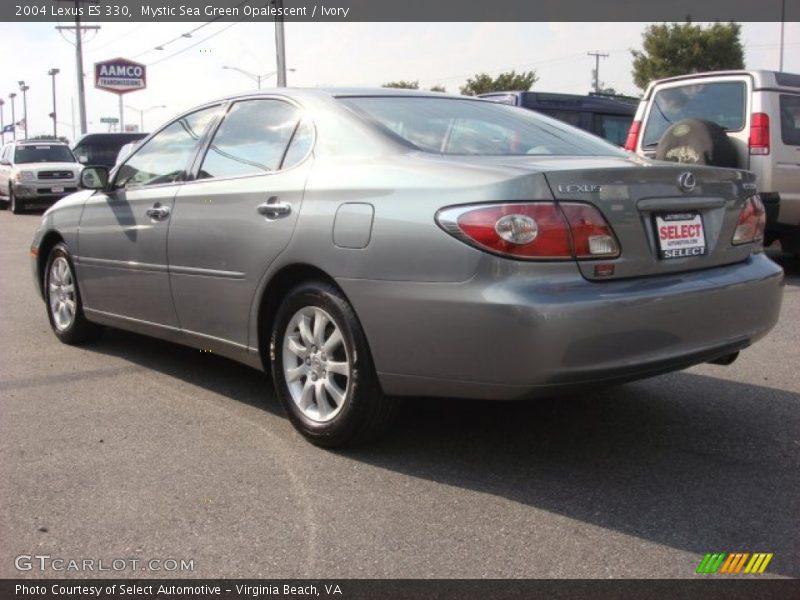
[{"left": 30, "top": 88, "right": 784, "bottom": 447}]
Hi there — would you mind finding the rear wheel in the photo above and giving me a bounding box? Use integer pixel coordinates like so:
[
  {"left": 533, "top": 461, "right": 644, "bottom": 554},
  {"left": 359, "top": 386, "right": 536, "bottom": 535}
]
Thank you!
[
  {"left": 780, "top": 233, "right": 800, "bottom": 259},
  {"left": 10, "top": 186, "right": 23, "bottom": 214},
  {"left": 44, "top": 243, "right": 102, "bottom": 344},
  {"left": 270, "top": 281, "right": 396, "bottom": 448}
]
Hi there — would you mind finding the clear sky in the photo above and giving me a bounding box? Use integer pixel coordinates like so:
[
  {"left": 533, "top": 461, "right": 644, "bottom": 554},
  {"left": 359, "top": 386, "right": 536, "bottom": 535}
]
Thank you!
[{"left": 0, "top": 20, "right": 797, "bottom": 140}]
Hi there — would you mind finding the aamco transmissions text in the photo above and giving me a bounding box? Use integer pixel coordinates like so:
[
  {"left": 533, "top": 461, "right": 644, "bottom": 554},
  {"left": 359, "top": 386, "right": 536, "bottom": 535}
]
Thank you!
[{"left": 140, "top": 4, "right": 350, "bottom": 18}]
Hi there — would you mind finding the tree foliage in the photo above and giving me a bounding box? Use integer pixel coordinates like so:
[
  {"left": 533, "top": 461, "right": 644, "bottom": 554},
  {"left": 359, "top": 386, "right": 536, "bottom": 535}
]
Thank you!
[
  {"left": 382, "top": 80, "right": 419, "bottom": 90},
  {"left": 631, "top": 22, "right": 744, "bottom": 90},
  {"left": 429, "top": 85, "right": 447, "bottom": 93},
  {"left": 459, "top": 70, "right": 538, "bottom": 96}
]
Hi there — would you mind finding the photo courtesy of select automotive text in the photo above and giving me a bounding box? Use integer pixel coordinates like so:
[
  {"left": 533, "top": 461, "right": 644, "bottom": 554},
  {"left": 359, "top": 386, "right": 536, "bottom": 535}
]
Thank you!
[{"left": 0, "top": 0, "right": 798, "bottom": 598}]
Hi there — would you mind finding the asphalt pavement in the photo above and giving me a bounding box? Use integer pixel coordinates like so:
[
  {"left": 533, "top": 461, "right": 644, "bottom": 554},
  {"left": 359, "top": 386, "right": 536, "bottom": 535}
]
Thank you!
[{"left": 0, "top": 210, "right": 798, "bottom": 579}]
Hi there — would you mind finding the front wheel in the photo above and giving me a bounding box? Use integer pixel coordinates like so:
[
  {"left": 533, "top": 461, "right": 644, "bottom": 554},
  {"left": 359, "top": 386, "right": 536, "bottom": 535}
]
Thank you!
[
  {"left": 44, "top": 243, "right": 103, "bottom": 344},
  {"left": 10, "top": 186, "right": 23, "bottom": 214},
  {"left": 270, "top": 281, "right": 396, "bottom": 448}
]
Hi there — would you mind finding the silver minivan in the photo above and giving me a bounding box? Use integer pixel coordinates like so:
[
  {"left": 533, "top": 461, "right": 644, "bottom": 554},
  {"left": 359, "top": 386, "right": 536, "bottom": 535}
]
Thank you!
[{"left": 626, "top": 70, "right": 800, "bottom": 256}]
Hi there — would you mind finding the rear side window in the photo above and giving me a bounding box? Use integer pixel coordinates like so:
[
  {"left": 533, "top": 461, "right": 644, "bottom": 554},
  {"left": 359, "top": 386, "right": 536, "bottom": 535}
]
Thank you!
[
  {"left": 198, "top": 99, "right": 300, "bottom": 179},
  {"left": 281, "top": 119, "right": 314, "bottom": 169},
  {"left": 642, "top": 81, "right": 746, "bottom": 148},
  {"left": 780, "top": 94, "right": 800, "bottom": 146},
  {"left": 596, "top": 114, "right": 633, "bottom": 146}
]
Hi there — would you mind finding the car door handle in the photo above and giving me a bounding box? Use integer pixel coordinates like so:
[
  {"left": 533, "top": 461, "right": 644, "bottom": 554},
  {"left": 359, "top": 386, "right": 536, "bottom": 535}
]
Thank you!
[
  {"left": 145, "top": 203, "right": 171, "bottom": 220},
  {"left": 257, "top": 197, "right": 292, "bottom": 219}
]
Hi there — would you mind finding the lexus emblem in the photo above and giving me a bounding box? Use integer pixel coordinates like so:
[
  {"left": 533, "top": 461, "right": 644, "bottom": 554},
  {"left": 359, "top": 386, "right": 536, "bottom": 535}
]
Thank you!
[{"left": 678, "top": 172, "right": 696, "bottom": 193}]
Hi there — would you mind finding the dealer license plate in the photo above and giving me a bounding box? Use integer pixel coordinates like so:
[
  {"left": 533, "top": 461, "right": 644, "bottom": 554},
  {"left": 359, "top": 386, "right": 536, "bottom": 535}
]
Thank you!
[
  {"left": 51, "top": 186, "right": 64, "bottom": 193},
  {"left": 655, "top": 213, "right": 706, "bottom": 259}
]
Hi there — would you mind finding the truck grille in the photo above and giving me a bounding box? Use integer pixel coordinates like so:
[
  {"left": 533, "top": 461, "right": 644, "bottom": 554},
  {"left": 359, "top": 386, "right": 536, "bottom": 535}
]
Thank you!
[{"left": 38, "top": 171, "right": 74, "bottom": 180}]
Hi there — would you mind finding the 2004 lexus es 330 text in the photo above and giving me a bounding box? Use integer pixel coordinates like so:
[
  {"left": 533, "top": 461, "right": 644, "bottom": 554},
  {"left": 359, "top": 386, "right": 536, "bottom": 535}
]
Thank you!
[{"left": 30, "top": 89, "right": 784, "bottom": 447}]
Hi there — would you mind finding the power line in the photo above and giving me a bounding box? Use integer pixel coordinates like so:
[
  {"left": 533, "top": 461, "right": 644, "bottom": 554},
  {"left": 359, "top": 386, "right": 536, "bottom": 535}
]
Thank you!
[
  {"left": 147, "top": 21, "right": 242, "bottom": 67},
  {"left": 85, "top": 23, "right": 148, "bottom": 55},
  {"left": 130, "top": 0, "right": 254, "bottom": 59}
]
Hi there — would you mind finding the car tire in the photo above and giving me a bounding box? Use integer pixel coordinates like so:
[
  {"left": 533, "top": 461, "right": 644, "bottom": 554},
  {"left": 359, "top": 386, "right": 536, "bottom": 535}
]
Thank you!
[
  {"left": 780, "top": 233, "right": 800, "bottom": 259},
  {"left": 270, "top": 280, "right": 397, "bottom": 448},
  {"left": 655, "top": 118, "right": 740, "bottom": 168},
  {"left": 44, "top": 242, "right": 103, "bottom": 344},
  {"left": 10, "top": 186, "right": 23, "bottom": 214}
]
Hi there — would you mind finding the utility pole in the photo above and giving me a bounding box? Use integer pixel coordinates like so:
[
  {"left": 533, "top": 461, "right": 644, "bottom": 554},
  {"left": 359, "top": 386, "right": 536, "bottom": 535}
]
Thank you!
[
  {"left": 779, "top": 0, "right": 785, "bottom": 71},
  {"left": 272, "top": 0, "right": 287, "bottom": 87},
  {"left": 587, "top": 51, "right": 609, "bottom": 93},
  {"left": 55, "top": 1, "right": 100, "bottom": 136},
  {"left": 49, "top": 68, "right": 60, "bottom": 138},
  {"left": 9, "top": 94, "right": 16, "bottom": 141},
  {"left": 0, "top": 100, "right": 4, "bottom": 145}
]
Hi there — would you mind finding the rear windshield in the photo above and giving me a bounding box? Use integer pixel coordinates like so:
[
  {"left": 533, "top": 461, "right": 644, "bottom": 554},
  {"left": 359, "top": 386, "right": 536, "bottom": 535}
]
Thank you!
[
  {"left": 642, "top": 81, "right": 746, "bottom": 148},
  {"left": 340, "top": 96, "right": 626, "bottom": 157},
  {"left": 14, "top": 144, "right": 75, "bottom": 163},
  {"left": 780, "top": 94, "right": 800, "bottom": 146}
]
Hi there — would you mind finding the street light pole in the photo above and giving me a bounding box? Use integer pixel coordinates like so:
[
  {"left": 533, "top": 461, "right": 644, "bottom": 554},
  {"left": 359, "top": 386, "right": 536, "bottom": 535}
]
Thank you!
[
  {"left": 48, "top": 68, "right": 60, "bottom": 138},
  {"left": 0, "top": 100, "right": 4, "bottom": 146},
  {"left": 9, "top": 93, "right": 16, "bottom": 141},
  {"left": 125, "top": 104, "right": 166, "bottom": 133},
  {"left": 18, "top": 81, "right": 29, "bottom": 140},
  {"left": 222, "top": 66, "right": 296, "bottom": 88}
]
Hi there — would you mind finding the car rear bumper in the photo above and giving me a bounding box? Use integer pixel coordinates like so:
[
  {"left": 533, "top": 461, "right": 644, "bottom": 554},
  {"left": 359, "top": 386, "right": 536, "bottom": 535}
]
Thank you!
[{"left": 339, "top": 253, "right": 784, "bottom": 400}]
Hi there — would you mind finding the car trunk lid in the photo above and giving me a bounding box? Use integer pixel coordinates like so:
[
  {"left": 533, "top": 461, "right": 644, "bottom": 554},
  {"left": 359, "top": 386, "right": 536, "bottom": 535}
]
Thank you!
[{"left": 540, "top": 161, "right": 757, "bottom": 280}]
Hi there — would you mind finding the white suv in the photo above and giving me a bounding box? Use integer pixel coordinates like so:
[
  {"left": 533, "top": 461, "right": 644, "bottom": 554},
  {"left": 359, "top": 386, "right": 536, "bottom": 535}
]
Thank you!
[
  {"left": 625, "top": 70, "right": 800, "bottom": 256},
  {"left": 0, "top": 140, "right": 81, "bottom": 214}
]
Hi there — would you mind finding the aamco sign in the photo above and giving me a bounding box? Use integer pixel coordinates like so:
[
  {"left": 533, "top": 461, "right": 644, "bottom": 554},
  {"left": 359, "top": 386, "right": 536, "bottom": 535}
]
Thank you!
[{"left": 94, "top": 58, "right": 146, "bottom": 95}]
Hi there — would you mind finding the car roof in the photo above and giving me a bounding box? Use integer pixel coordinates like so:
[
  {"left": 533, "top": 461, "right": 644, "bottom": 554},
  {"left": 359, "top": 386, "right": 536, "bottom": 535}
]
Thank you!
[
  {"left": 13, "top": 140, "right": 69, "bottom": 146},
  {"left": 644, "top": 70, "right": 800, "bottom": 97},
  {"left": 201, "top": 86, "right": 474, "bottom": 106},
  {"left": 73, "top": 132, "right": 148, "bottom": 144}
]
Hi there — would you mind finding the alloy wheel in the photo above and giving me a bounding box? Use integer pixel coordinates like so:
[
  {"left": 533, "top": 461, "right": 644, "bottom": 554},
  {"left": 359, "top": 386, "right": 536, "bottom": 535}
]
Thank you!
[
  {"left": 281, "top": 306, "right": 351, "bottom": 422},
  {"left": 48, "top": 256, "right": 76, "bottom": 331}
]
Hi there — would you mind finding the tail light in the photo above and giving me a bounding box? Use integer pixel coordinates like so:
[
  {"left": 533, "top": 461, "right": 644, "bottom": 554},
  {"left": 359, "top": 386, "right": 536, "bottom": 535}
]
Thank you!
[
  {"left": 624, "top": 120, "right": 641, "bottom": 152},
  {"left": 749, "top": 113, "right": 770, "bottom": 155},
  {"left": 732, "top": 196, "right": 766, "bottom": 245},
  {"left": 436, "top": 202, "right": 619, "bottom": 260},
  {"left": 560, "top": 203, "right": 620, "bottom": 258}
]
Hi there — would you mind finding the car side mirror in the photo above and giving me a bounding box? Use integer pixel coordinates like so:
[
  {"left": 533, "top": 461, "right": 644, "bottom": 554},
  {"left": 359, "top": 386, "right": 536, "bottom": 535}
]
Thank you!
[
  {"left": 77, "top": 155, "right": 88, "bottom": 164},
  {"left": 80, "top": 166, "right": 109, "bottom": 190}
]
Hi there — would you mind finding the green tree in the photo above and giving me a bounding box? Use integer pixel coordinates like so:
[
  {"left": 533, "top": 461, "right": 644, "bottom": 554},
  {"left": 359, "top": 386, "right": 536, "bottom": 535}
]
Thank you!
[
  {"left": 631, "top": 22, "right": 744, "bottom": 90},
  {"left": 382, "top": 80, "right": 419, "bottom": 90},
  {"left": 459, "top": 70, "right": 538, "bottom": 96},
  {"left": 429, "top": 85, "right": 447, "bottom": 93}
]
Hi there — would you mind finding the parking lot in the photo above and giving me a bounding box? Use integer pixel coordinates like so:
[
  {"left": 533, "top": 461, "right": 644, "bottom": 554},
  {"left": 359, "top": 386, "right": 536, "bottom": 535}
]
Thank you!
[{"left": 0, "top": 210, "right": 798, "bottom": 579}]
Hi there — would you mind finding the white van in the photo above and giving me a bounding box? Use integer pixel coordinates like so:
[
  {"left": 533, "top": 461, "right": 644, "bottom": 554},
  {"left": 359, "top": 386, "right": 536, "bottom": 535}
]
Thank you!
[{"left": 625, "top": 70, "right": 800, "bottom": 256}]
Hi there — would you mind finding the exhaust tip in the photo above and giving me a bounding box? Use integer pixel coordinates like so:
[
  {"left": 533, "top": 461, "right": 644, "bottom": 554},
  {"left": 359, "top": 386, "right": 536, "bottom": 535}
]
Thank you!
[{"left": 708, "top": 351, "right": 739, "bottom": 366}]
